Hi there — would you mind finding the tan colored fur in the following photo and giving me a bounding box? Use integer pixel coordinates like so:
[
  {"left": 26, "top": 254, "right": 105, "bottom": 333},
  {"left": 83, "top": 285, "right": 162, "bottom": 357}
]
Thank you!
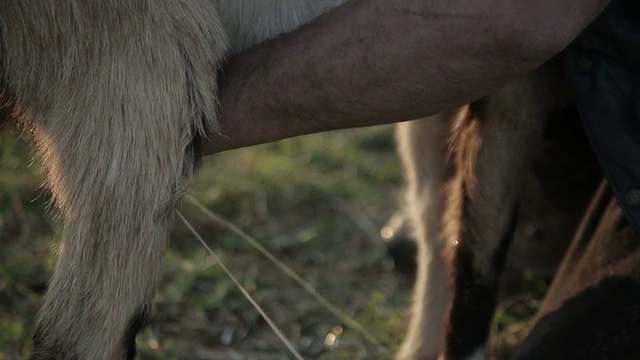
[
  {"left": 444, "top": 67, "right": 557, "bottom": 275},
  {"left": 394, "top": 115, "right": 456, "bottom": 360},
  {"left": 0, "top": 1, "right": 349, "bottom": 358},
  {"left": 1, "top": 1, "right": 227, "bottom": 358}
]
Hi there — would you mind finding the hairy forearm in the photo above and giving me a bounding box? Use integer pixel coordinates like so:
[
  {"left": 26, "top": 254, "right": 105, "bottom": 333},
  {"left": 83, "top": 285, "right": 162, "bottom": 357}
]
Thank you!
[{"left": 205, "top": 0, "right": 610, "bottom": 154}]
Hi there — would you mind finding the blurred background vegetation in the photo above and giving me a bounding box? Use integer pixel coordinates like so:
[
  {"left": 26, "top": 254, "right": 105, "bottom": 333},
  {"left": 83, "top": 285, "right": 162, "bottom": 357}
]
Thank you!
[{"left": 0, "top": 125, "right": 544, "bottom": 359}]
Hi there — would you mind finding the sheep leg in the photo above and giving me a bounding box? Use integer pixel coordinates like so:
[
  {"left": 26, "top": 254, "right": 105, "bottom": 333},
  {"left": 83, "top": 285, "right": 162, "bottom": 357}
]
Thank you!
[
  {"left": 395, "top": 114, "right": 456, "bottom": 360},
  {"left": 0, "top": 2, "right": 228, "bottom": 358},
  {"left": 441, "top": 67, "right": 559, "bottom": 359}
]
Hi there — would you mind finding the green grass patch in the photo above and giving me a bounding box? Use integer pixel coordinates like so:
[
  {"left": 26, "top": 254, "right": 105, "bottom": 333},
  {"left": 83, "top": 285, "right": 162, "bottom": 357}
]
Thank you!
[{"left": 0, "top": 125, "right": 543, "bottom": 359}]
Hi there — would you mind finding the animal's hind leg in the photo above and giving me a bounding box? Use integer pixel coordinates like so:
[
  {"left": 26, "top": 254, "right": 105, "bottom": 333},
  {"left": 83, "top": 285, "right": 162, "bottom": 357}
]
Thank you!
[
  {"left": 0, "top": 3, "right": 229, "bottom": 359},
  {"left": 30, "top": 87, "right": 214, "bottom": 359},
  {"left": 441, "top": 64, "right": 565, "bottom": 359},
  {"left": 30, "top": 113, "right": 204, "bottom": 360},
  {"left": 395, "top": 114, "right": 455, "bottom": 360}
]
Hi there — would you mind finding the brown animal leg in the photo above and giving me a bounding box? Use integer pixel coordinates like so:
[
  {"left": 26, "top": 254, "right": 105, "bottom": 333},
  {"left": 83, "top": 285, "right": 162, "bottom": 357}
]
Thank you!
[{"left": 442, "top": 62, "right": 568, "bottom": 359}]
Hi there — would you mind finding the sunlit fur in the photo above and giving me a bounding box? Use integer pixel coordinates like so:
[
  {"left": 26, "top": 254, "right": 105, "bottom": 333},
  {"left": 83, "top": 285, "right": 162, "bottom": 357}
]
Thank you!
[
  {"left": 394, "top": 114, "right": 455, "bottom": 360},
  {"left": 0, "top": 1, "right": 346, "bottom": 358},
  {"left": 396, "top": 61, "right": 576, "bottom": 360}
]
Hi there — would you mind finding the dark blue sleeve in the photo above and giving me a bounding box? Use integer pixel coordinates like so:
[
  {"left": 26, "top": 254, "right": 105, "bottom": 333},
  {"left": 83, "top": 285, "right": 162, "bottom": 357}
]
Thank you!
[{"left": 563, "top": 0, "right": 640, "bottom": 233}]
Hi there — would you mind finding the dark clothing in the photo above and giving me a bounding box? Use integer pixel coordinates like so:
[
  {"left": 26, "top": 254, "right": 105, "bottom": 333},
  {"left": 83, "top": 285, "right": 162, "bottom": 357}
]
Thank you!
[
  {"left": 563, "top": 0, "right": 640, "bottom": 233},
  {"left": 515, "top": 2, "right": 640, "bottom": 358},
  {"left": 516, "top": 181, "right": 640, "bottom": 359}
]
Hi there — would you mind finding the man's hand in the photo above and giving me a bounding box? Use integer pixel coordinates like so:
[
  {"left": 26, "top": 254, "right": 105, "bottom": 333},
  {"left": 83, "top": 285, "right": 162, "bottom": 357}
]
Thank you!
[{"left": 204, "top": 0, "right": 611, "bottom": 155}]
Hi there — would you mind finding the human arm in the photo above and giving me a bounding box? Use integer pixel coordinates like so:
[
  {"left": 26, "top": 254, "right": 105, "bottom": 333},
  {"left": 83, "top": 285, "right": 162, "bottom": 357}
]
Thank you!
[{"left": 204, "top": 0, "right": 611, "bottom": 155}]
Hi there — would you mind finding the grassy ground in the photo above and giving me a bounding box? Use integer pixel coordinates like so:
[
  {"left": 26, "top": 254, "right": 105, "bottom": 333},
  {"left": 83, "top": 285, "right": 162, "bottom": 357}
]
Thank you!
[{"left": 0, "top": 125, "right": 544, "bottom": 359}]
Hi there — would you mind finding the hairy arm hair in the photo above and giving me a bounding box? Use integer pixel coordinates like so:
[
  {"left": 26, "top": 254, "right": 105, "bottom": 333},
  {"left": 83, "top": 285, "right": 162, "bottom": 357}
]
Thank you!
[{"left": 204, "top": 0, "right": 610, "bottom": 154}]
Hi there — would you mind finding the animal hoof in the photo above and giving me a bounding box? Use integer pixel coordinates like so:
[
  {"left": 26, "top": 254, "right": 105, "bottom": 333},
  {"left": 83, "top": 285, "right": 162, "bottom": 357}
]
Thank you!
[{"left": 381, "top": 212, "right": 417, "bottom": 277}]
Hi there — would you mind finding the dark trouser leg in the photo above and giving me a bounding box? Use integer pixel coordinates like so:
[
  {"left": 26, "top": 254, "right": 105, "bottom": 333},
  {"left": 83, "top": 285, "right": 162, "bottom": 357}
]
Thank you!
[{"left": 515, "top": 180, "right": 640, "bottom": 359}]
